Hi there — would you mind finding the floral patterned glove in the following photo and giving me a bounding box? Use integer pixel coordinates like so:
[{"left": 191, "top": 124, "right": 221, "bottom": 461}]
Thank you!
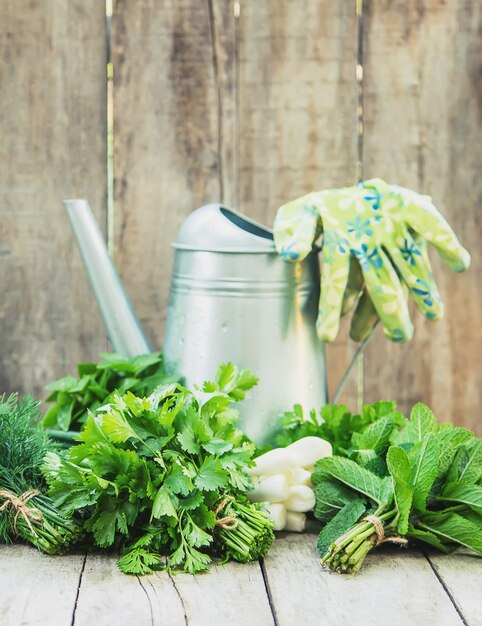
[{"left": 273, "top": 178, "right": 471, "bottom": 342}]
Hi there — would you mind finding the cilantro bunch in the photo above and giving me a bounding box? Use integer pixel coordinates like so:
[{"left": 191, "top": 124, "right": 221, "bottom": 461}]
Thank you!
[
  {"left": 312, "top": 403, "right": 482, "bottom": 574},
  {"left": 42, "top": 364, "right": 274, "bottom": 575},
  {"left": 43, "top": 352, "right": 180, "bottom": 432}
]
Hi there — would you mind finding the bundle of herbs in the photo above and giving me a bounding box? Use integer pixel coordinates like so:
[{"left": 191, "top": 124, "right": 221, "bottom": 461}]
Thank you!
[
  {"left": 0, "top": 394, "right": 82, "bottom": 554},
  {"left": 42, "top": 364, "right": 274, "bottom": 575},
  {"left": 43, "top": 351, "right": 180, "bottom": 433},
  {"left": 310, "top": 403, "right": 482, "bottom": 574}
]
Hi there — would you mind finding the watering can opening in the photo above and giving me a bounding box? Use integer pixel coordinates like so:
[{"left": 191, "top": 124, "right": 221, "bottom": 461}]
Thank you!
[{"left": 219, "top": 207, "right": 274, "bottom": 242}]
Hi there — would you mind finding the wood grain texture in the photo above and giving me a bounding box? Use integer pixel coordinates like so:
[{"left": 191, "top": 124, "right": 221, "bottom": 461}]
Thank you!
[
  {"left": 237, "top": 1, "right": 359, "bottom": 405},
  {"left": 262, "top": 533, "right": 465, "bottom": 626},
  {"left": 74, "top": 552, "right": 274, "bottom": 626},
  {"left": 362, "top": 0, "right": 482, "bottom": 434},
  {"left": 112, "top": 0, "right": 230, "bottom": 347},
  {"left": 427, "top": 551, "right": 482, "bottom": 626},
  {"left": 0, "top": 545, "right": 84, "bottom": 626},
  {"left": 0, "top": 0, "right": 108, "bottom": 397},
  {"left": 73, "top": 553, "right": 183, "bottom": 626}
]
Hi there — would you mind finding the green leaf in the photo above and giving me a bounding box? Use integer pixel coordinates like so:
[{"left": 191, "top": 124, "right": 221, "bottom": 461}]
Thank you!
[
  {"left": 409, "top": 433, "right": 440, "bottom": 512},
  {"left": 351, "top": 416, "right": 394, "bottom": 454},
  {"left": 179, "top": 490, "right": 204, "bottom": 511},
  {"left": 313, "top": 479, "right": 359, "bottom": 523},
  {"left": 77, "top": 362, "right": 97, "bottom": 376},
  {"left": 165, "top": 464, "right": 194, "bottom": 496},
  {"left": 152, "top": 485, "right": 178, "bottom": 519},
  {"left": 317, "top": 499, "right": 366, "bottom": 557},
  {"left": 42, "top": 403, "right": 60, "bottom": 428},
  {"left": 406, "top": 525, "right": 455, "bottom": 553},
  {"left": 45, "top": 376, "right": 79, "bottom": 392},
  {"left": 118, "top": 547, "right": 163, "bottom": 575},
  {"left": 418, "top": 512, "right": 482, "bottom": 555},
  {"left": 314, "top": 456, "right": 392, "bottom": 506},
  {"left": 194, "top": 456, "right": 228, "bottom": 492},
  {"left": 202, "top": 439, "right": 234, "bottom": 455},
  {"left": 183, "top": 544, "right": 211, "bottom": 574},
  {"left": 57, "top": 400, "right": 74, "bottom": 431},
  {"left": 449, "top": 440, "right": 482, "bottom": 484},
  {"left": 184, "top": 516, "right": 212, "bottom": 548},
  {"left": 101, "top": 408, "right": 139, "bottom": 443},
  {"left": 386, "top": 446, "right": 413, "bottom": 534},
  {"left": 410, "top": 403, "right": 438, "bottom": 441},
  {"left": 438, "top": 483, "right": 482, "bottom": 515},
  {"left": 177, "top": 426, "right": 201, "bottom": 454},
  {"left": 91, "top": 507, "right": 131, "bottom": 547}
]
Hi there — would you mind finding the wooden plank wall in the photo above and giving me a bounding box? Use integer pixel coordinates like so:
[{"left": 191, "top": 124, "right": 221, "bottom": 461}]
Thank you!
[
  {"left": 0, "top": 0, "right": 108, "bottom": 398},
  {"left": 362, "top": 0, "right": 482, "bottom": 433},
  {"left": 0, "top": 1, "right": 480, "bottom": 433}
]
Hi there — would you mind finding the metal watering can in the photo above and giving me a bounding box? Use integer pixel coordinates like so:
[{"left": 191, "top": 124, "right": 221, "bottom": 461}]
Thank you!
[{"left": 64, "top": 200, "right": 327, "bottom": 444}]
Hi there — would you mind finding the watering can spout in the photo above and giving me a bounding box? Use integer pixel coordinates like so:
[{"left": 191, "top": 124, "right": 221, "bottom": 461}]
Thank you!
[{"left": 63, "top": 199, "right": 151, "bottom": 357}]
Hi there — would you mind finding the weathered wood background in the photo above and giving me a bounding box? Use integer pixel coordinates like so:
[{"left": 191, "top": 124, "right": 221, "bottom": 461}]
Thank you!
[{"left": 1, "top": 0, "right": 480, "bottom": 434}]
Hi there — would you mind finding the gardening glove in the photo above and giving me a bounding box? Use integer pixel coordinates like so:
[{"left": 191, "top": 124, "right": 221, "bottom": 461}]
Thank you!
[{"left": 273, "top": 178, "right": 471, "bottom": 342}]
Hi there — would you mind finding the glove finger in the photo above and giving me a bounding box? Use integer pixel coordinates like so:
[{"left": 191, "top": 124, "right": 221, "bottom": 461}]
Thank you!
[
  {"left": 401, "top": 193, "right": 471, "bottom": 272},
  {"left": 316, "top": 250, "right": 350, "bottom": 342},
  {"left": 341, "top": 257, "right": 364, "bottom": 316},
  {"left": 350, "top": 290, "right": 379, "bottom": 342},
  {"left": 355, "top": 244, "right": 413, "bottom": 342},
  {"left": 273, "top": 195, "right": 322, "bottom": 262},
  {"left": 388, "top": 232, "right": 443, "bottom": 320}
]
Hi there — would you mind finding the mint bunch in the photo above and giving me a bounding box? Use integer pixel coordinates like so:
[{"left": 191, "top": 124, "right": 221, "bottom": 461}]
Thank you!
[
  {"left": 312, "top": 404, "right": 482, "bottom": 574},
  {"left": 42, "top": 364, "right": 274, "bottom": 575},
  {"left": 43, "top": 352, "right": 180, "bottom": 432}
]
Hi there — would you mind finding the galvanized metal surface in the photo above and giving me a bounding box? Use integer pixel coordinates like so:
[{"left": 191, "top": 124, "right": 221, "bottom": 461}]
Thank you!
[
  {"left": 164, "top": 204, "right": 327, "bottom": 443},
  {"left": 64, "top": 199, "right": 151, "bottom": 358}
]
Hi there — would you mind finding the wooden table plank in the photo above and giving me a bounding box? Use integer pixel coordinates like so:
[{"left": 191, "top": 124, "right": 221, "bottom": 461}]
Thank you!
[
  {"left": 73, "top": 552, "right": 184, "bottom": 626},
  {"left": 73, "top": 552, "right": 274, "bottom": 626},
  {"left": 426, "top": 551, "right": 482, "bottom": 626},
  {"left": 262, "top": 533, "right": 464, "bottom": 626},
  {"left": 0, "top": 545, "right": 84, "bottom": 626},
  {"left": 159, "top": 560, "right": 275, "bottom": 626}
]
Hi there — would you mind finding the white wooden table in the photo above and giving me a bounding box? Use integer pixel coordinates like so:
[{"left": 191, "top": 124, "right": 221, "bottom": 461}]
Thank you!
[{"left": 1, "top": 534, "right": 480, "bottom": 626}]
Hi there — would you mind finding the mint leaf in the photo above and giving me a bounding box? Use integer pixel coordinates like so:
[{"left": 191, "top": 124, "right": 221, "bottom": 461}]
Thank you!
[
  {"left": 386, "top": 446, "right": 413, "bottom": 534},
  {"left": 411, "top": 403, "right": 438, "bottom": 441},
  {"left": 438, "top": 483, "right": 482, "bottom": 515},
  {"left": 352, "top": 416, "right": 394, "bottom": 454},
  {"left": 194, "top": 456, "right": 228, "bottom": 491},
  {"left": 314, "top": 456, "right": 392, "bottom": 507},
  {"left": 418, "top": 512, "right": 482, "bottom": 555},
  {"left": 313, "top": 479, "right": 359, "bottom": 523},
  {"left": 406, "top": 525, "right": 455, "bottom": 553},
  {"left": 409, "top": 433, "right": 440, "bottom": 512},
  {"left": 317, "top": 499, "right": 366, "bottom": 557}
]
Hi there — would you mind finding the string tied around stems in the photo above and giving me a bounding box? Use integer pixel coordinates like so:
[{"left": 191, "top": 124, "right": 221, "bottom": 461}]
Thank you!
[
  {"left": 0, "top": 489, "right": 43, "bottom": 536},
  {"left": 363, "top": 515, "right": 408, "bottom": 546},
  {"left": 214, "top": 496, "right": 238, "bottom": 530}
]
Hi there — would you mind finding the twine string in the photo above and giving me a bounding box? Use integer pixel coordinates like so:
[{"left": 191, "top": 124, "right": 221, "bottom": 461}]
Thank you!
[
  {"left": 0, "top": 489, "right": 43, "bottom": 536},
  {"left": 214, "top": 496, "right": 238, "bottom": 530},
  {"left": 363, "top": 514, "right": 408, "bottom": 546}
]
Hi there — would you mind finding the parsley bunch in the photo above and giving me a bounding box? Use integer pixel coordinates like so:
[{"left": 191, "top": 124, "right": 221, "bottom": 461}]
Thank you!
[
  {"left": 42, "top": 364, "right": 274, "bottom": 574},
  {"left": 312, "top": 404, "right": 482, "bottom": 574}
]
